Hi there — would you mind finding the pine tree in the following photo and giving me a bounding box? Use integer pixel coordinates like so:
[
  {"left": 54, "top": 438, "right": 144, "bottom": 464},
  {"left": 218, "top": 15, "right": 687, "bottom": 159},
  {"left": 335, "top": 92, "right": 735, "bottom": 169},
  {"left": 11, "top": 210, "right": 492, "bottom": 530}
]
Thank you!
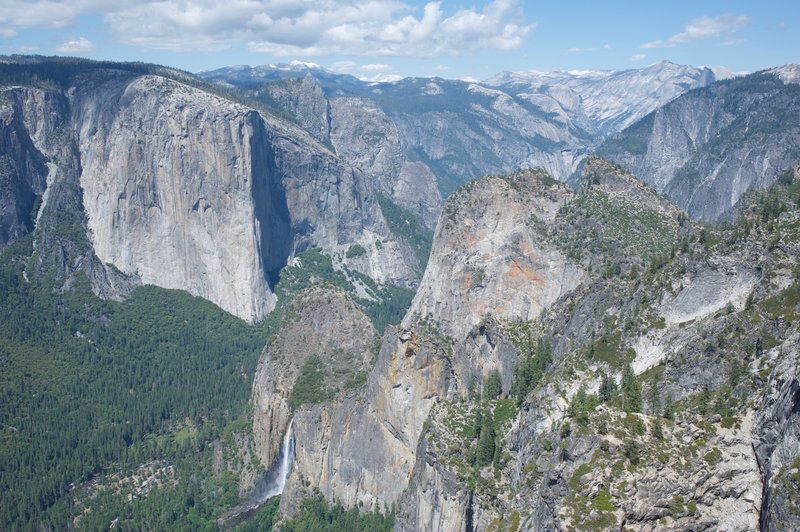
[
  {"left": 598, "top": 371, "right": 617, "bottom": 403},
  {"left": 621, "top": 363, "right": 642, "bottom": 413},
  {"left": 476, "top": 409, "right": 496, "bottom": 466},
  {"left": 484, "top": 369, "right": 502, "bottom": 400},
  {"left": 648, "top": 377, "right": 661, "bottom": 416},
  {"left": 652, "top": 417, "right": 664, "bottom": 440},
  {"left": 662, "top": 393, "right": 675, "bottom": 420}
]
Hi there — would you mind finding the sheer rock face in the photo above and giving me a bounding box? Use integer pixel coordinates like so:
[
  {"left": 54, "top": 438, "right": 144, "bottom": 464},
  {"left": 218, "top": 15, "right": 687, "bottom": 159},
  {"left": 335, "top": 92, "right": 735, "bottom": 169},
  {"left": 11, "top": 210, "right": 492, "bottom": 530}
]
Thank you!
[
  {"left": 76, "top": 75, "right": 289, "bottom": 321},
  {"left": 754, "top": 332, "right": 800, "bottom": 531},
  {"left": 276, "top": 326, "right": 453, "bottom": 516},
  {"left": 264, "top": 78, "right": 443, "bottom": 230},
  {"left": 328, "top": 96, "right": 443, "bottom": 229},
  {"left": 406, "top": 170, "right": 584, "bottom": 344}
]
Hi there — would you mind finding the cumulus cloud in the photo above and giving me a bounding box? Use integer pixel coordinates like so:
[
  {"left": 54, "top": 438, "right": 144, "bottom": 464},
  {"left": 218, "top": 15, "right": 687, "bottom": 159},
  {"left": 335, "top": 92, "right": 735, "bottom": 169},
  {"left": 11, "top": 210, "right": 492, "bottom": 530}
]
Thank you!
[
  {"left": 55, "top": 37, "right": 95, "bottom": 52},
  {"left": 246, "top": 0, "right": 534, "bottom": 57},
  {"left": 0, "top": 0, "right": 534, "bottom": 57},
  {"left": 630, "top": 53, "right": 646, "bottom": 62},
  {"left": 641, "top": 14, "right": 749, "bottom": 49}
]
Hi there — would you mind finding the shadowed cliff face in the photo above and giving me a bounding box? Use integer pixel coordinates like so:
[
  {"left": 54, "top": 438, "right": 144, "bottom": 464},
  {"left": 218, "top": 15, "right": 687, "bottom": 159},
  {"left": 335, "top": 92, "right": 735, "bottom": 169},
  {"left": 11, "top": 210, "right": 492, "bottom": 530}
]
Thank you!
[
  {"left": 0, "top": 87, "right": 63, "bottom": 248},
  {"left": 249, "top": 118, "right": 292, "bottom": 290}
]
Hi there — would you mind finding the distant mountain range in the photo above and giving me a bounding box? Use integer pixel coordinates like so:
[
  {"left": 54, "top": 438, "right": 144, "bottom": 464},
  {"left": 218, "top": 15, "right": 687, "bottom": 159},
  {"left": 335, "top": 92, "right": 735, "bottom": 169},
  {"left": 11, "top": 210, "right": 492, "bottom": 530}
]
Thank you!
[{"left": 199, "top": 60, "right": 732, "bottom": 206}]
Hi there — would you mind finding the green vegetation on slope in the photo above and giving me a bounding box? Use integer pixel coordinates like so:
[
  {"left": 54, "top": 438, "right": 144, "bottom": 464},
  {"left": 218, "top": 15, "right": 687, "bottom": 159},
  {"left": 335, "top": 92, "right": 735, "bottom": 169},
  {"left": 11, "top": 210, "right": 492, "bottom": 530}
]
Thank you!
[
  {"left": 0, "top": 236, "right": 270, "bottom": 529},
  {"left": 376, "top": 193, "right": 434, "bottom": 271},
  {"left": 276, "top": 247, "right": 414, "bottom": 333}
]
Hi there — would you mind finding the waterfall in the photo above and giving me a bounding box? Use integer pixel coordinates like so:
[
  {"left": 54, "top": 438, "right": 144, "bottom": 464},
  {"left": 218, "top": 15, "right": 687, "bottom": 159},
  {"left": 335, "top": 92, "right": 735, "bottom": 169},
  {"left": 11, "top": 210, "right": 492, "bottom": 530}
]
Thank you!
[
  {"left": 218, "top": 418, "right": 295, "bottom": 526},
  {"left": 261, "top": 417, "right": 295, "bottom": 500}
]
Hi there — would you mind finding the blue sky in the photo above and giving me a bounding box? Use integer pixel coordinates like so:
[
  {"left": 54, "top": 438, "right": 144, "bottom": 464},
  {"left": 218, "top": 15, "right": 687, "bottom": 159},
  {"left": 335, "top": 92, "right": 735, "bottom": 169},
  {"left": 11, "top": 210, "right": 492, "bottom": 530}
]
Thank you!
[{"left": 0, "top": 1, "right": 797, "bottom": 80}]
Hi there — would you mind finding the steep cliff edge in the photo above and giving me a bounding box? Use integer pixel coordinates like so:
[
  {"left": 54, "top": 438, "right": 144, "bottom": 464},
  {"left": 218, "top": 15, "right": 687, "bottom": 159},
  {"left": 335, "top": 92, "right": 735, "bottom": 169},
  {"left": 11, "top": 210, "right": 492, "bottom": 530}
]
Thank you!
[{"left": 406, "top": 169, "right": 583, "bottom": 345}]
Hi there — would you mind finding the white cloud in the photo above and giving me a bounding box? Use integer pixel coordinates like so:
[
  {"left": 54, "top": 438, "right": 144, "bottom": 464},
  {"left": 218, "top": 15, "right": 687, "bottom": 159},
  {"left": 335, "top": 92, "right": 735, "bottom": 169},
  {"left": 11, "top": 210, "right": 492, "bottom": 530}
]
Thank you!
[
  {"left": 330, "top": 60, "right": 358, "bottom": 72},
  {"left": 567, "top": 43, "right": 611, "bottom": 54},
  {"left": 329, "top": 60, "right": 396, "bottom": 79},
  {"left": 0, "top": 1, "right": 117, "bottom": 32},
  {"left": 104, "top": 0, "right": 533, "bottom": 56},
  {"left": 641, "top": 14, "right": 750, "bottom": 49},
  {"left": 359, "top": 63, "right": 392, "bottom": 72},
  {"left": 630, "top": 53, "right": 646, "bottom": 62},
  {"left": 55, "top": 37, "right": 95, "bottom": 52},
  {"left": 0, "top": 0, "right": 534, "bottom": 58},
  {"left": 248, "top": 0, "right": 534, "bottom": 57}
]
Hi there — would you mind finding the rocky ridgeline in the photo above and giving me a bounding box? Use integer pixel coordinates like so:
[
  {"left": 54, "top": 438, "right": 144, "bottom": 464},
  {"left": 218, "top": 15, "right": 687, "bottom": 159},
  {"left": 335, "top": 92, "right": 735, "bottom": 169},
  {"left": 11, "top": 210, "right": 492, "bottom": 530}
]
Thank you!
[{"left": 203, "top": 61, "right": 730, "bottom": 201}]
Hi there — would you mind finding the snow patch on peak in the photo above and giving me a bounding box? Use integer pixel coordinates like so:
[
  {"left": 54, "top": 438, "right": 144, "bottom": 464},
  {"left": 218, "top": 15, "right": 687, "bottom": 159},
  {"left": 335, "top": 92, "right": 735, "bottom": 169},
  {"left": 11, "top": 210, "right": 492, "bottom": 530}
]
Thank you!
[
  {"left": 705, "top": 65, "right": 736, "bottom": 80},
  {"left": 423, "top": 82, "right": 443, "bottom": 95}
]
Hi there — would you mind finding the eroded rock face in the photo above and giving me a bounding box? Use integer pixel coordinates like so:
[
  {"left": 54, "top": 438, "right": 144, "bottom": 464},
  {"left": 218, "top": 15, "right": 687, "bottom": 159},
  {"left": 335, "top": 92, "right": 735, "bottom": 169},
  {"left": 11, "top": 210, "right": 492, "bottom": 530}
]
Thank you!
[
  {"left": 277, "top": 325, "right": 453, "bottom": 516},
  {"left": 406, "top": 169, "right": 583, "bottom": 343},
  {"left": 251, "top": 286, "right": 377, "bottom": 470}
]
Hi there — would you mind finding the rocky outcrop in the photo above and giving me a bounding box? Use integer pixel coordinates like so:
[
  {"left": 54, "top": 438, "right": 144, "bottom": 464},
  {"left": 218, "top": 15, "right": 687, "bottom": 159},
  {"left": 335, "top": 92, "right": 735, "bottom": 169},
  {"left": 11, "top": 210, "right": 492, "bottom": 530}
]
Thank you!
[
  {"left": 251, "top": 286, "right": 378, "bottom": 471},
  {"left": 598, "top": 68, "right": 800, "bottom": 222},
  {"left": 406, "top": 169, "right": 583, "bottom": 343}
]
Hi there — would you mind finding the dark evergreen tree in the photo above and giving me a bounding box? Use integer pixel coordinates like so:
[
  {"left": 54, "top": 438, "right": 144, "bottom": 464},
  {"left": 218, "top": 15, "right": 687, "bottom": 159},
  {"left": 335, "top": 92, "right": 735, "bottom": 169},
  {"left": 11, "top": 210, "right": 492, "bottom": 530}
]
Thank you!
[{"left": 484, "top": 369, "right": 503, "bottom": 400}]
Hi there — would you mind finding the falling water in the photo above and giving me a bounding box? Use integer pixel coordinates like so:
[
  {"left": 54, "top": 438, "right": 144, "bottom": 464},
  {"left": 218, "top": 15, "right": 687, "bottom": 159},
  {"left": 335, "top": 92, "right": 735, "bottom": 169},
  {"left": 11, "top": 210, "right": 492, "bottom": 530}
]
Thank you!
[
  {"left": 219, "top": 418, "right": 295, "bottom": 526},
  {"left": 261, "top": 417, "right": 295, "bottom": 500}
]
